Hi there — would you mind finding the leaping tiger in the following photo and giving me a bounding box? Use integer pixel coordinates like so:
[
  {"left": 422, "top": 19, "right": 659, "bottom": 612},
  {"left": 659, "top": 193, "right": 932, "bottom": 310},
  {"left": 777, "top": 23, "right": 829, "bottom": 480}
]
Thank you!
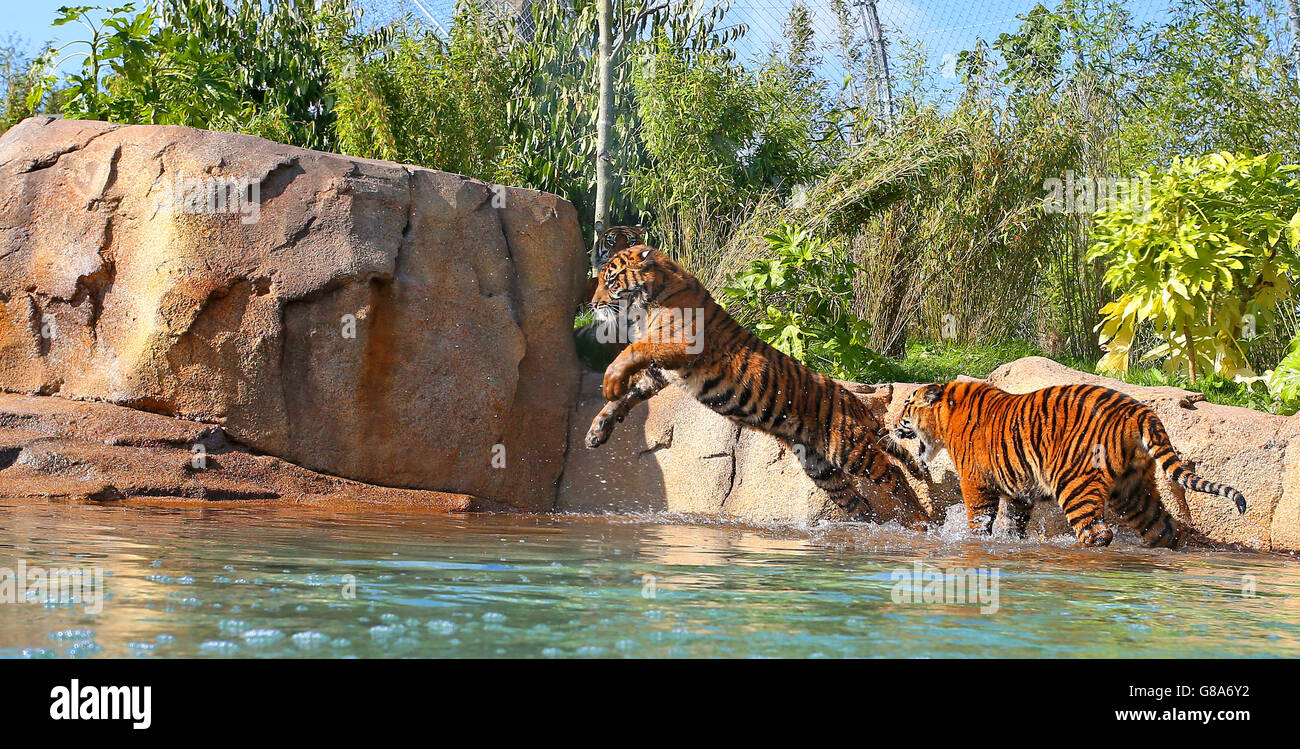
[{"left": 584, "top": 241, "right": 931, "bottom": 528}]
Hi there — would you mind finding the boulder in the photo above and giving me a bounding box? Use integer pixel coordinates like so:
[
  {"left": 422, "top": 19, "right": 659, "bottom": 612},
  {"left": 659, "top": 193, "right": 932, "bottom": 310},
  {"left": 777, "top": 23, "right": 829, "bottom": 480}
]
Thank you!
[
  {"left": 0, "top": 116, "right": 586, "bottom": 509},
  {"left": 558, "top": 373, "right": 960, "bottom": 524},
  {"left": 0, "top": 392, "right": 491, "bottom": 509},
  {"left": 561, "top": 357, "right": 1297, "bottom": 552}
]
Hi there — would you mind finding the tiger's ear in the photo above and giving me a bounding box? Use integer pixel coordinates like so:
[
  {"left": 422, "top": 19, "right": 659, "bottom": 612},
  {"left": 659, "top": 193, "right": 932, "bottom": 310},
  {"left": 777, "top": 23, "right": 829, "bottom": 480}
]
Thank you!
[
  {"left": 637, "top": 247, "right": 655, "bottom": 263},
  {"left": 921, "top": 385, "right": 943, "bottom": 405}
]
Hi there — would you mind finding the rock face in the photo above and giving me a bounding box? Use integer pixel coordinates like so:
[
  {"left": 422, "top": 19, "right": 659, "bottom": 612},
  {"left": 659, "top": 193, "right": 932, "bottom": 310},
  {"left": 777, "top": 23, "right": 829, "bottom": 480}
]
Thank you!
[
  {"left": 0, "top": 392, "right": 490, "bottom": 510},
  {"left": 561, "top": 358, "right": 1296, "bottom": 552},
  {"left": 0, "top": 116, "right": 586, "bottom": 509},
  {"left": 558, "top": 373, "right": 959, "bottom": 524}
]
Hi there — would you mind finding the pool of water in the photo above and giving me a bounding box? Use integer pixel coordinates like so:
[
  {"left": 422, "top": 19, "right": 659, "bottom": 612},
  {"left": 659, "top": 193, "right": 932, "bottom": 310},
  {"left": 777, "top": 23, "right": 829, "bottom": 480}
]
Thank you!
[{"left": 1, "top": 499, "right": 1298, "bottom": 658}]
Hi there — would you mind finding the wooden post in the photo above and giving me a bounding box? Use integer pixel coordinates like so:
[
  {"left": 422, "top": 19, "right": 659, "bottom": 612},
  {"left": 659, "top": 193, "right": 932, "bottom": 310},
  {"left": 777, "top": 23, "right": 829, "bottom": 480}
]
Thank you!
[{"left": 593, "top": 0, "right": 614, "bottom": 268}]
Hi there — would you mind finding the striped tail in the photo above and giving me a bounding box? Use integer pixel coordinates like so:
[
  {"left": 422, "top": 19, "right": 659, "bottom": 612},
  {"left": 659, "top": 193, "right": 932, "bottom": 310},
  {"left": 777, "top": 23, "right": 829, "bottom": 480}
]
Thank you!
[{"left": 1140, "top": 415, "right": 1246, "bottom": 514}]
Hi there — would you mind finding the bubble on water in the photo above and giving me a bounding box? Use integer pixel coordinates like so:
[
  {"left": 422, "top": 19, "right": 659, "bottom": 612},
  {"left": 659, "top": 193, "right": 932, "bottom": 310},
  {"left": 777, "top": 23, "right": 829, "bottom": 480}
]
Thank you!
[
  {"left": 296, "top": 605, "right": 309, "bottom": 612},
  {"left": 426, "top": 620, "right": 456, "bottom": 635},
  {"left": 151, "top": 559, "right": 163, "bottom": 568},
  {"left": 178, "top": 597, "right": 201, "bottom": 607},
  {"left": 404, "top": 617, "right": 420, "bottom": 628},
  {"left": 241, "top": 629, "right": 286, "bottom": 647},
  {"left": 146, "top": 574, "right": 175, "bottom": 584},
  {"left": 233, "top": 579, "right": 249, "bottom": 584},
  {"left": 540, "top": 647, "right": 562, "bottom": 657},
  {"left": 643, "top": 610, "right": 665, "bottom": 620},
  {"left": 291, "top": 631, "right": 330, "bottom": 649},
  {"left": 576, "top": 645, "right": 605, "bottom": 656},
  {"left": 177, "top": 576, "right": 195, "bottom": 585},
  {"left": 331, "top": 637, "right": 352, "bottom": 649},
  {"left": 380, "top": 613, "right": 400, "bottom": 623},
  {"left": 128, "top": 641, "right": 158, "bottom": 652},
  {"left": 22, "top": 648, "right": 55, "bottom": 659},
  {"left": 615, "top": 639, "right": 637, "bottom": 651},
  {"left": 155, "top": 634, "right": 175, "bottom": 644},
  {"left": 212, "top": 576, "right": 232, "bottom": 584},
  {"left": 482, "top": 612, "right": 506, "bottom": 623},
  {"left": 49, "top": 628, "right": 95, "bottom": 641},
  {"left": 218, "top": 619, "right": 251, "bottom": 634},
  {"left": 66, "top": 640, "right": 102, "bottom": 658},
  {"left": 199, "top": 640, "right": 240, "bottom": 654},
  {"left": 369, "top": 624, "right": 405, "bottom": 639}
]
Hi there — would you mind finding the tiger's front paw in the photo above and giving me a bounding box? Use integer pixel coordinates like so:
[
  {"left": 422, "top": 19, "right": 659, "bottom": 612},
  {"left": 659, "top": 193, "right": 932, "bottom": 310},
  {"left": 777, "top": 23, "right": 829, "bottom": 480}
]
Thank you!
[
  {"left": 1077, "top": 523, "right": 1114, "bottom": 547},
  {"left": 602, "top": 372, "right": 629, "bottom": 401},
  {"left": 585, "top": 418, "right": 612, "bottom": 449},
  {"left": 585, "top": 406, "right": 618, "bottom": 448}
]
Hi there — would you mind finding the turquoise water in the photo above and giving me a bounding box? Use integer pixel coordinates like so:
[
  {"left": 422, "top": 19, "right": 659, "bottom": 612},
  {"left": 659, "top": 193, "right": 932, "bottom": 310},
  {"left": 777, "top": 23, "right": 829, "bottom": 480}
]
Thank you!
[{"left": 1, "top": 499, "right": 1298, "bottom": 658}]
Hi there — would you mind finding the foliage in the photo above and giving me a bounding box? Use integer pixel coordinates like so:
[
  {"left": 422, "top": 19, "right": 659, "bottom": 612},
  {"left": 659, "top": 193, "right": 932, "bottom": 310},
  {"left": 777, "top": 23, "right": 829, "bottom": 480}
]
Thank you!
[
  {"left": 1090, "top": 152, "right": 1300, "bottom": 383},
  {"left": 326, "top": 11, "right": 511, "bottom": 178},
  {"left": 722, "top": 224, "right": 885, "bottom": 379},
  {"left": 0, "top": 34, "right": 42, "bottom": 131},
  {"left": 1266, "top": 333, "right": 1300, "bottom": 414},
  {"left": 27, "top": 4, "right": 244, "bottom": 127}
]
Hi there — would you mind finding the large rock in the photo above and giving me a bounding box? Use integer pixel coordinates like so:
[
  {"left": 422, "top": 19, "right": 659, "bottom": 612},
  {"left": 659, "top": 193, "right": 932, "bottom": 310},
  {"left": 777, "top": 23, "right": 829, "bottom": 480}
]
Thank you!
[
  {"left": 0, "top": 116, "right": 586, "bottom": 509},
  {"left": 0, "top": 392, "right": 493, "bottom": 509},
  {"left": 561, "top": 358, "right": 1297, "bottom": 552},
  {"left": 558, "top": 373, "right": 960, "bottom": 524}
]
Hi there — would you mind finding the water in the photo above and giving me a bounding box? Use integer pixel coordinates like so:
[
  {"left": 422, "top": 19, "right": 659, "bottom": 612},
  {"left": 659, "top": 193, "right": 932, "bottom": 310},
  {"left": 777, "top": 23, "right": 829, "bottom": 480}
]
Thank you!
[{"left": 1, "top": 499, "right": 1298, "bottom": 658}]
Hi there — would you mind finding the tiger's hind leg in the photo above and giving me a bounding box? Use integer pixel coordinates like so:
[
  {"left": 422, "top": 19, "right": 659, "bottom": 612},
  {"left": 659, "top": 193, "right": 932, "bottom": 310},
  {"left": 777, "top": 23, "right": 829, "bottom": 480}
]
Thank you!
[
  {"left": 585, "top": 367, "right": 669, "bottom": 448},
  {"left": 1111, "top": 448, "right": 1178, "bottom": 548},
  {"left": 1058, "top": 482, "right": 1114, "bottom": 547},
  {"left": 797, "top": 449, "right": 876, "bottom": 521}
]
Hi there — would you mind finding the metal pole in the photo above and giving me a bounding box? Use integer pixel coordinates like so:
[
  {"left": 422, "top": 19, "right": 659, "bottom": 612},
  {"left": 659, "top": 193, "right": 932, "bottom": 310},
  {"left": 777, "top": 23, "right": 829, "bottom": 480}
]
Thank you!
[
  {"left": 857, "top": 0, "right": 895, "bottom": 128},
  {"left": 1287, "top": 0, "right": 1300, "bottom": 82}
]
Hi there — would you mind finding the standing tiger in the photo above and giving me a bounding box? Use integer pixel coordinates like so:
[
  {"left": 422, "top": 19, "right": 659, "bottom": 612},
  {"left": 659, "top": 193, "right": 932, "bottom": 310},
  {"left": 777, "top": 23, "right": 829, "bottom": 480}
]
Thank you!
[
  {"left": 584, "top": 242, "right": 931, "bottom": 527},
  {"left": 892, "top": 381, "right": 1247, "bottom": 547}
]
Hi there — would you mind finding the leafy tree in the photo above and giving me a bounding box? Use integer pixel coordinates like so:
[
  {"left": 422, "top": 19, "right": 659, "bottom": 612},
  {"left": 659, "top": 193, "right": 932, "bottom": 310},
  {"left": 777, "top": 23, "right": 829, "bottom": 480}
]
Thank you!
[
  {"left": 1091, "top": 152, "right": 1300, "bottom": 383},
  {"left": 723, "top": 224, "right": 883, "bottom": 379}
]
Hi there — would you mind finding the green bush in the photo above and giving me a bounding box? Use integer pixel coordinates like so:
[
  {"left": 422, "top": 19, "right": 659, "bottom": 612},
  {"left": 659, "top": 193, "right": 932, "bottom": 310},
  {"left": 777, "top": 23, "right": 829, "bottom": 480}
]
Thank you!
[
  {"left": 723, "top": 224, "right": 885, "bottom": 379},
  {"left": 1090, "top": 152, "right": 1300, "bottom": 384}
]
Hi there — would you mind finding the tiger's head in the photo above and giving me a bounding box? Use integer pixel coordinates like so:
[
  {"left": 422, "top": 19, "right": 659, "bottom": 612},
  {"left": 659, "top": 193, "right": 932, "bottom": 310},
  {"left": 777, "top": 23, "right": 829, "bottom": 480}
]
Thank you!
[
  {"left": 595, "top": 225, "right": 646, "bottom": 267},
  {"left": 590, "top": 244, "right": 686, "bottom": 326},
  {"left": 893, "top": 383, "right": 951, "bottom": 466}
]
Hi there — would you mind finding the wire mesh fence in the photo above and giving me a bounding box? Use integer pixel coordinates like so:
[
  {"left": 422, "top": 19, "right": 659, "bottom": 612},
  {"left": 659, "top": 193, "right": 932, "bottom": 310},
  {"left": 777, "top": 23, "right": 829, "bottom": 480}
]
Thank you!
[{"left": 352, "top": 0, "right": 1299, "bottom": 119}]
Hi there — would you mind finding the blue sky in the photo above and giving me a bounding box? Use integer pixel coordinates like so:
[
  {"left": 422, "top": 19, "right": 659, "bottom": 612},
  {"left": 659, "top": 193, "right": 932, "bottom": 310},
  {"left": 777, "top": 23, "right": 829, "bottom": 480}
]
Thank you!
[{"left": 0, "top": 0, "right": 1239, "bottom": 81}]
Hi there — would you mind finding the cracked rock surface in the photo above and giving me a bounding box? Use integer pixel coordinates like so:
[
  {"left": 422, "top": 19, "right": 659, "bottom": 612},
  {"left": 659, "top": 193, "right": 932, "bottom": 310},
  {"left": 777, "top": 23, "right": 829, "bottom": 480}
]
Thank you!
[{"left": 0, "top": 116, "right": 586, "bottom": 509}]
